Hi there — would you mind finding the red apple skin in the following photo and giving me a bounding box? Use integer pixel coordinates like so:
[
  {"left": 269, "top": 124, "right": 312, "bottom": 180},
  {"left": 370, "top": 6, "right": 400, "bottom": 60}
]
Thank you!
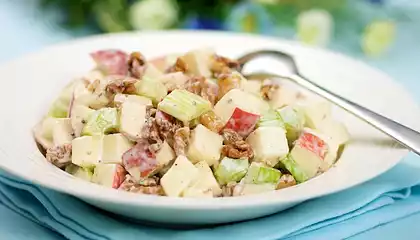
[
  {"left": 296, "top": 132, "right": 328, "bottom": 160},
  {"left": 122, "top": 141, "right": 158, "bottom": 179},
  {"left": 112, "top": 165, "right": 127, "bottom": 189},
  {"left": 224, "top": 108, "right": 260, "bottom": 137},
  {"left": 90, "top": 49, "right": 128, "bottom": 75}
]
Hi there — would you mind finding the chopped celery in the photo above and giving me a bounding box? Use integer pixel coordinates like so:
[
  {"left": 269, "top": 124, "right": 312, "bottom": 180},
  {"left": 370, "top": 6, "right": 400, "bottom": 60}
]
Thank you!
[
  {"left": 214, "top": 157, "right": 249, "bottom": 185},
  {"left": 277, "top": 106, "right": 305, "bottom": 142},
  {"left": 257, "top": 109, "right": 285, "bottom": 128},
  {"left": 135, "top": 77, "right": 167, "bottom": 103},
  {"left": 65, "top": 164, "right": 93, "bottom": 181},
  {"left": 81, "top": 108, "right": 119, "bottom": 136},
  {"left": 47, "top": 80, "right": 78, "bottom": 118},
  {"left": 243, "top": 162, "right": 282, "bottom": 184},
  {"left": 158, "top": 89, "right": 212, "bottom": 122},
  {"left": 280, "top": 155, "right": 309, "bottom": 183}
]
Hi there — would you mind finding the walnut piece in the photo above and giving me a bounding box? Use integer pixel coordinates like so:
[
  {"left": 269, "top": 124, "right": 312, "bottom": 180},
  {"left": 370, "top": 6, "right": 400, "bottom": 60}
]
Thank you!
[
  {"left": 199, "top": 111, "right": 224, "bottom": 133},
  {"left": 128, "top": 51, "right": 147, "bottom": 79},
  {"left": 141, "top": 109, "right": 182, "bottom": 148},
  {"left": 46, "top": 144, "right": 72, "bottom": 168},
  {"left": 173, "top": 127, "right": 190, "bottom": 156},
  {"left": 166, "top": 57, "right": 188, "bottom": 73},
  {"left": 277, "top": 174, "right": 297, "bottom": 189},
  {"left": 119, "top": 174, "right": 164, "bottom": 195},
  {"left": 105, "top": 76, "right": 137, "bottom": 98},
  {"left": 183, "top": 76, "right": 218, "bottom": 106},
  {"left": 260, "top": 79, "right": 279, "bottom": 101},
  {"left": 217, "top": 72, "right": 242, "bottom": 100},
  {"left": 211, "top": 55, "right": 240, "bottom": 77},
  {"left": 221, "top": 129, "right": 254, "bottom": 159}
]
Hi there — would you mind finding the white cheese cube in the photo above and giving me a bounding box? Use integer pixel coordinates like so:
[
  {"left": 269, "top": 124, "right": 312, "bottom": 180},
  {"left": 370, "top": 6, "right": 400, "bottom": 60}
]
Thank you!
[
  {"left": 92, "top": 163, "right": 126, "bottom": 189},
  {"left": 161, "top": 156, "right": 199, "bottom": 197},
  {"left": 246, "top": 127, "right": 289, "bottom": 167},
  {"left": 71, "top": 136, "right": 103, "bottom": 168},
  {"left": 120, "top": 102, "right": 147, "bottom": 140},
  {"left": 102, "top": 134, "right": 134, "bottom": 164},
  {"left": 187, "top": 124, "right": 223, "bottom": 166},
  {"left": 52, "top": 118, "right": 73, "bottom": 146},
  {"left": 214, "top": 89, "right": 269, "bottom": 125},
  {"left": 183, "top": 161, "right": 222, "bottom": 198},
  {"left": 156, "top": 141, "right": 176, "bottom": 166},
  {"left": 289, "top": 128, "right": 328, "bottom": 179}
]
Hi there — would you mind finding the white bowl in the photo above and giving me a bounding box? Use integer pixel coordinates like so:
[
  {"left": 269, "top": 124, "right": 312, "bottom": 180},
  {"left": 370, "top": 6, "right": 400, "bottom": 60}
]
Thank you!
[{"left": 0, "top": 31, "right": 419, "bottom": 225}]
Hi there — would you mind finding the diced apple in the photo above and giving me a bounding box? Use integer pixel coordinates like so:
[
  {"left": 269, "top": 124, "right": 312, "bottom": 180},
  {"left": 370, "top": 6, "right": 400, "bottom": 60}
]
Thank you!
[
  {"left": 241, "top": 79, "right": 262, "bottom": 96},
  {"left": 47, "top": 80, "right": 78, "bottom": 118},
  {"left": 135, "top": 77, "right": 168, "bottom": 103},
  {"left": 214, "top": 89, "right": 269, "bottom": 126},
  {"left": 149, "top": 56, "right": 167, "bottom": 72},
  {"left": 119, "top": 101, "right": 147, "bottom": 140},
  {"left": 224, "top": 108, "right": 260, "bottom": 137},
  {"left": 315, "top": 117, "right": 350, "bottom": 146},
  {"left": 90, "top": 49, "right": 128, "bottom": 75},
  {"left": 187, "top": 124, "right": 223, "bottom": 166},
  {"left": 71, "top": 135, "right": 103, "bottom": 168},
  {"left": 82, "top": 70, "right": 105, "bottom": 84},
  {"left": 181, "top": 48, "right": 215, "bottom": 77},
  {"left": 299, "top": 101, "right": 332, "bottom": 129},
  {"left": 277, "top": 106, "right": 306, "bottom": 143},
  {"left": 320, "top": 136, "right": 340, "bottom": 172},
  {"left": 161, "top": 155, "right": 199, "bottom": 197},
  {"left": 102, "top": 134, "right": 134, "bottom": 164},
  {"left": 92, "top": 163, "right": 127, "bottom": 189},
  {"left": 243, "top": 162, "right": 282, "bottom": 184},
  {"left": 65, "top": 164, "right": 93, "bottom": 181},
  {"left": 122, "top": 142, "right": 158, "bottom": 180},
  {"left": 269, "top": 86, "right": 300, "bottom": 109},
  {"left": 246, "top": 127, "right": 289, "bottom": 167},
  {"left": 41, "top": 117, "right": 64, "bottom": 140},
  {"left": 288, "top": 128, "right": 328, "bottom": 180},
  {"left": 257, "top": 110, "right": 285, "bottom": 128},
  {"left": 214, "top": 157, "right": 249, "bottom": 185},
  {"left": 81, "top": 108, "right": 119, "bottom": 136},
  {"left": 233, "top": 182, "right": 276, "bottom": 196},
  {"left": 70, "top": 104, "right": 95, "bottom": 137},
  {"left": 157, "top": 72, "right": 189, "bottom": 91},
  {"left": 52, "top": 118, "right": 73, "bottom": 146},
  {"left": 72, "top": 80, "right": 110, "bottom": 109},
  {"left": 183, "top": 161, "right": 222, "bottom": 198},
  {"left": 156, "top": 141, "right": 176, "bottom": 166},
  {"left": 113, "top": 94, "right": 152, "bottom": 108}
]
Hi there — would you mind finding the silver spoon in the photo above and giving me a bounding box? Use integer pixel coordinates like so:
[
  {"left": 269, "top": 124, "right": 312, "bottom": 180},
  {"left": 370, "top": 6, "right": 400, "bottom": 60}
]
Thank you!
[{"left": 237, "top": 50, "right": 420, "bottom": 155}]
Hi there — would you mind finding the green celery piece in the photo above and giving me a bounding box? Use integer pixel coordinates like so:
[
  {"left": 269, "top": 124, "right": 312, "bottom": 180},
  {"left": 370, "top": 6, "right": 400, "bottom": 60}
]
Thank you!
[
  {"left": 214, "top": 157, "right": 249, "bottom": 185},
  {"left": 257, "top": 109, "right": 285, "bottom": 128},
  {"left": 135, "top": 77, "right": 167, "bottom": 103},
  {"left": 47, "top": 80, "right": 78, "bottom": 118},
  {"left": 158, "top": 89, "right": 212, "bottom": 122},
  {"left": 280, "top": 155, "right": 309, "bottom": 183},
  {"left": 276, "top": 106, "right": 305, "bottom": 142},
  {"left": 81, "top": 108, "right": 119, "bottom": 136},
  {"left": 65, "top": 164, "right": 93, "bottom": 181},
  {"left": 244, "top": 162, "right": 282, "bottom": 184}
]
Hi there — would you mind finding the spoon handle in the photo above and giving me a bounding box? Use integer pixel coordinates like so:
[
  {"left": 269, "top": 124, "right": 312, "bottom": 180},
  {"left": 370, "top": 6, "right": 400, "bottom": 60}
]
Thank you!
[{"left": 290, "top": 73, "right": 420, "bottom": 155}]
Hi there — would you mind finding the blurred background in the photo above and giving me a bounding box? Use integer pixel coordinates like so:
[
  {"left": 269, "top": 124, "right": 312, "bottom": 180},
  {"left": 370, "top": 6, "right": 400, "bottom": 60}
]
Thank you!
[{"left": 1, "top": 0, "right": 419, "bottom": 96}]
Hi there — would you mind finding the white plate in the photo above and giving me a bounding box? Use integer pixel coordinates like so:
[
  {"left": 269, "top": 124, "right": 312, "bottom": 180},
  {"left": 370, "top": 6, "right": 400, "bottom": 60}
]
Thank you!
[{"left": 0, "top": 31, "right": 419, "bottom": 225}]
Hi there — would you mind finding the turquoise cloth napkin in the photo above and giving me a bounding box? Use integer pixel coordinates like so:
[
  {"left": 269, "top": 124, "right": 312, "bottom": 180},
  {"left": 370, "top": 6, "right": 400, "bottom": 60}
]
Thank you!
[{"left": 1, "top": 153, "right": 420, "bottom": 240}]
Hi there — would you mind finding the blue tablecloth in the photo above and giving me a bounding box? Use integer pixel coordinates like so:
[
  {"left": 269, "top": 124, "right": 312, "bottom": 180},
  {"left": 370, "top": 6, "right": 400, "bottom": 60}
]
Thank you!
[{"left": 2, "top": 1, "right": 420, "bottom": 239}]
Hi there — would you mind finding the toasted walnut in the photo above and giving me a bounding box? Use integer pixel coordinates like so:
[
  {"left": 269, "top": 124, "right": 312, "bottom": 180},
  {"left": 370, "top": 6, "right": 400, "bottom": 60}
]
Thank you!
[
  {"left": 183, "top": 76, "right": 218, "bottom": 106},
  {"left": 105, "top": 76, "right": 137, "bottom": 98},
  {"left": 221, "top": 129, "right": 254, "bottom": 159},
  {"left": 119, "top": 174, "right": 164, "bottom": 195},
  {"left": 155, "top": 111, "right": 183, "bottom": 140},
  {"left": 141, "top": 109, "right": 182, "bottom": 148},
  {"left": 261, "top": 79, "right": 279, "bottom": 101},
  {"left": 46, "top": 144, "right": 72, "bottom": 168},
  {"left": 277, "top": 174, "right": 297, "bottom": 189},
  {"left": 199, "top": 111, "right": 224, "bottom": 133},
  {"left": 217, "top": 72, "right": 242, "bottom": 100},
  {"left": 173, "top": 127, "right": 190, "bottom": 156},
  {"left": 221, "top": 182, "right": 237, "bottom": 197},
  {"left": 166, "top": 57, "right": 188, "bottom": 73},
  {"left": 128, "top": 51, "right": 147, "bottom": 79},
  {"left": 211, "top": 55, "right": 240, "bottom": 77},
  {"left": 141, "top": 117, "right": 163, "bottom": 145}
]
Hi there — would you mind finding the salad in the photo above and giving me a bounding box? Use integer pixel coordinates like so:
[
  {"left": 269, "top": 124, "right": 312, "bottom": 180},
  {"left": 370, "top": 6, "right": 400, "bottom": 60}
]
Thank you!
[{"left": 33, "top": 48, "right": 349, "bottom": 198}]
